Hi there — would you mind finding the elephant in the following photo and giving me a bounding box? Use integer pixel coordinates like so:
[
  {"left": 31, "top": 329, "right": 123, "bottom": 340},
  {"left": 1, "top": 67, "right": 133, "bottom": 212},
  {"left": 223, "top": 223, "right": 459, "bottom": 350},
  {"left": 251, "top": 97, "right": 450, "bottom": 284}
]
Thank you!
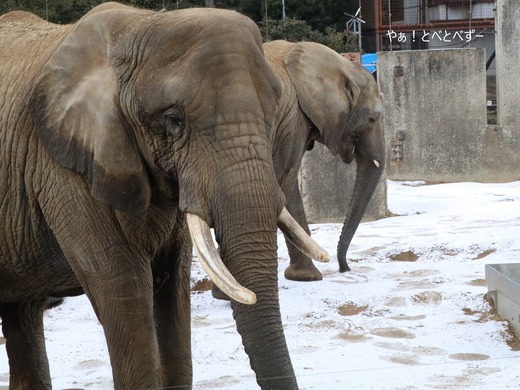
[
  {"left": 211, "top": 40, "right": 385, "bottom": 296},
  {"left": 0, "top": 3, "right": 328, "bottom": 390},
  {"left": 267, "top": 40, "right": 385, "bottom": 279}
]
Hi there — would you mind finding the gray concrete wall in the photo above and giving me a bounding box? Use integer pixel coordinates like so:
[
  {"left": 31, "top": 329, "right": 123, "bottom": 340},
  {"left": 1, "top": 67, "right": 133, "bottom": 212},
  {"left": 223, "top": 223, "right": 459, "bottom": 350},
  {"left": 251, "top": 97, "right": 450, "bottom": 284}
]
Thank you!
[
  {"left": 496, "top": 0, "right": 520, "bottom": 132},
  {"left": 299, "top": 143, "right": 388, "bottom": 223},
  {"left": 297, "top": 0, "right": 520, "bottom": 223},
  {"left": 378, "top": 48, "right": 519, "bottom": 182}
]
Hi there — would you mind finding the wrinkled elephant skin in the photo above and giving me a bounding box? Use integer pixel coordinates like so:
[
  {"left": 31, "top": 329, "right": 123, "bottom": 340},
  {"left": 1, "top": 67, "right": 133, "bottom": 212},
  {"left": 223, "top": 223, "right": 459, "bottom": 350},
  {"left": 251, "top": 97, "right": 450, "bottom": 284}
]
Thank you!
[
  {"left": 264, "top": 40, "right": 385, "bottom": 279},
  {"left": 0, "top": 4, "right": 304, "bottom": 390}
]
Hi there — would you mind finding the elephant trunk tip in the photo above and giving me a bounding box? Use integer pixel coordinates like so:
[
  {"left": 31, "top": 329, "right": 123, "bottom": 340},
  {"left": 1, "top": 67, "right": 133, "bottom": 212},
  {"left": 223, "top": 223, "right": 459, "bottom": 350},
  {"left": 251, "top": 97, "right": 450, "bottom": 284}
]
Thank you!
[
  {"left": 338, "top": 257, "right": 351, "bottom": 273},
  {"left": 336, "top": 219, "right": 358, "bottom": 272},
  {"left": 337, "top": 247, "right": 351, "bottom": 273}
]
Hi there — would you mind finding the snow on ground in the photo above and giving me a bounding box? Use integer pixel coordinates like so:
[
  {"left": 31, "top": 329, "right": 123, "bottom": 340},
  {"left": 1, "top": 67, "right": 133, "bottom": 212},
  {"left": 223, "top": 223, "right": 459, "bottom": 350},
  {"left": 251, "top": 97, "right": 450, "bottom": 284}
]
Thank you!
[{"left": 2, "top": 180, "right": 520, "bottom": 389}]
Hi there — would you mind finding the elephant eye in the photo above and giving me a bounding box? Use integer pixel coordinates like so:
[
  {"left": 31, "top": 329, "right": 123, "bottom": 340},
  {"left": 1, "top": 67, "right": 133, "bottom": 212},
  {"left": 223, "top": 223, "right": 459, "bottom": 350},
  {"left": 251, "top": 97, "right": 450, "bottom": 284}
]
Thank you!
[
  {"left": 368, "top": 117, "right": 376, "bottom": 125},
  {"left": 164, "top": 108, "right": 185, "bottom": 139}
]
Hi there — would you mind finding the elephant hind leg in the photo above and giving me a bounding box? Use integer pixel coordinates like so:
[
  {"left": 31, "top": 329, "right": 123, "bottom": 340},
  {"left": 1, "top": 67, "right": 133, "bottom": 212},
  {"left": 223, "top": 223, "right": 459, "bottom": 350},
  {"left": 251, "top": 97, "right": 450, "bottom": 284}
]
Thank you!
[{"left": 0, "top": 300, "right": 52, "bottom": 390}]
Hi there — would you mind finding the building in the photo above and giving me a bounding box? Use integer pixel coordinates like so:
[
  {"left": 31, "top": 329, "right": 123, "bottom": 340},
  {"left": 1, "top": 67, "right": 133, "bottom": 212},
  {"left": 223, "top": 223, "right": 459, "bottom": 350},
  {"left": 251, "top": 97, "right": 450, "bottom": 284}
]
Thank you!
[{"left": 361, "top": 0, "right": 496, "bottom": 74}]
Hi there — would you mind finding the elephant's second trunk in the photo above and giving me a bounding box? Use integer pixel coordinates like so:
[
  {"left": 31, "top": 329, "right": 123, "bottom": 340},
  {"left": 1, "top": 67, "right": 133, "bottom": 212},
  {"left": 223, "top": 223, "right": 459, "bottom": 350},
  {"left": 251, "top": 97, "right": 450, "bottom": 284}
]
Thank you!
[{"left": 337, "top": 158, "right": 384, "bottom": 272}]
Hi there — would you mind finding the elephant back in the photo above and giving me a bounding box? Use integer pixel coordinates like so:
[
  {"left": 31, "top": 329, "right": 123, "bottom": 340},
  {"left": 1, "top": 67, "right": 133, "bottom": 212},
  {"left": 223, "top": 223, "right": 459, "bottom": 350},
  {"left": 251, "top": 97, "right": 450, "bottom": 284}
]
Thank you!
[{"left": 0, "top": 12, "right": 68, "bottom": 88}]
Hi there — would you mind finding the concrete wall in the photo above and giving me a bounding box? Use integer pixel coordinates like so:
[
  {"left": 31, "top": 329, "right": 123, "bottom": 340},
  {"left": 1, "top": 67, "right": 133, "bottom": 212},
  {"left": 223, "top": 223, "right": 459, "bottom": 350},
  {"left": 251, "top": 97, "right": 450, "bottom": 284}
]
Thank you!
[
  {"left": 296, "top": 0, "right": 520, "bottom": 223},
  {"left": 378, "top": 47, "right": 520, "bottom": 182},
  {"left": 427, "top": 32, "right": 496, "bottom": 76},
  {"left": 496, "top": 0, "right": 520, "bottom": 132},
  {"left": 299, "top": 143, "right": 388, "bottom": 223},
  {"left": 377, "top": 0, "right": 520, "bottom": 184}
]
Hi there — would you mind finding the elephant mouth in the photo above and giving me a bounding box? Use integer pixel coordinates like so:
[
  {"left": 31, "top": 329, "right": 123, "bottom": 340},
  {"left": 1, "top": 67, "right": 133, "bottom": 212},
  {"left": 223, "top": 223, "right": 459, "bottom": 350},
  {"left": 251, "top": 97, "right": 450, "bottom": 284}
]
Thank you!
[
  {"left": 186, "top": 207, "right": 329, "bottom": 305},
  {"left": 339, "top": 142, "right": 356, "bottom": 164},
  {"left": 341, "top": 150, "right": 356, "bottom": 164},
  {"left": 342, "top": 142, "right": 382, "bottom": 168}
]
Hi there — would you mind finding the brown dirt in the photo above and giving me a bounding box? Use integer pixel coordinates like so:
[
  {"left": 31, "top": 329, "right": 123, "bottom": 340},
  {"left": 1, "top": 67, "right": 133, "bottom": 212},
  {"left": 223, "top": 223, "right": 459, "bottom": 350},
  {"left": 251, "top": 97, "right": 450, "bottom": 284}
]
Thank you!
[
  {"left": 505, "top": 324, "right": 520, "bottom": 351},
  {"left": 390, "top": 250, "right": 418, "bottom": 262},
  {"left": 462, "top": 308, "right": 478, "bottom": 316},
  {"left": 474, "top": 248, "right": 496, "bottom": 260},
  {"left": 336, "top": 332, "right": 367, "bottom": 342},
  {"left": 191, "top": 278, "right": 212, "bottom": 292},
  {"left": 449, "top": 353, "right": 489, "bottom": 361},
  {"left": 467, "top": 278, "right": 487, "bottom": 286},
  {"left": 337, "top": 302, "right": 368, "bottom": 316},
  {"left": 411, "top": 291, "right": 443, "bottom": 305},
  {"left": 370, "top": 327, "right": 416, "bottom": 339}
]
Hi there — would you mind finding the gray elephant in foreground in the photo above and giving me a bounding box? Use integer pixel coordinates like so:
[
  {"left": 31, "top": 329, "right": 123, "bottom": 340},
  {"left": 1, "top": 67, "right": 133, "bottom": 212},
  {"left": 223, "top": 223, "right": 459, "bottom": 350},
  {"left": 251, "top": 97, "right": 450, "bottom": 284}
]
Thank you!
[
  {"left": 0, "top": 3, "right": 327, "bottom": 390},
  {"left": 268, "top": 40, "right": 385, "bottom": 280}
]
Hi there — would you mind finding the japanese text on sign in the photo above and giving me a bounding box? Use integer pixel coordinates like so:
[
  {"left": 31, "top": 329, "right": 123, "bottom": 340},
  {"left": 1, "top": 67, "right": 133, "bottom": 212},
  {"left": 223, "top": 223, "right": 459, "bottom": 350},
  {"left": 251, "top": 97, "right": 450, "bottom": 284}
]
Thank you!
[{"left": 386, "top": 29, "right": 484, "bottom": 43}]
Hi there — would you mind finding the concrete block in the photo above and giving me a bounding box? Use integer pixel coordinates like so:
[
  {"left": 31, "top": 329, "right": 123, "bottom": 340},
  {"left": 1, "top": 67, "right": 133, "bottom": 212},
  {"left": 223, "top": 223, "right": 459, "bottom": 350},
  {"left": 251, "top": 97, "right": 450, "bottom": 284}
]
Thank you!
[
  {"left": 378, "top": 48, "right": 502, "bottom": 182},
  {"left": 486, "top": 263, "right": 520, "bottom": 337},
  {"left": 496, "top": 0, "right": 520, "bottom": 132},
  {"left": 299, "top": 142, "right": 388, "bottom": 224},
  {"left": 377, "top": 10, "right": 520, "bottom": 184}
]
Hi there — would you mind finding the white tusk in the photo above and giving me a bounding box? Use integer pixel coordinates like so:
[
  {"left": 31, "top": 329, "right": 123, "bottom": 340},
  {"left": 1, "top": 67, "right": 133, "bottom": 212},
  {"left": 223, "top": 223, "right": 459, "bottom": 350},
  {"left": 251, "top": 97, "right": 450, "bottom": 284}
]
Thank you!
[
  {"left": 277, "top": 207, "right": 330, "bottom": 263},
  {"left": 186, "top": 213, "right": 257, "bottom": 305},
  {"left": 373, "top": 160, "right": 380, "bottom": 168}
]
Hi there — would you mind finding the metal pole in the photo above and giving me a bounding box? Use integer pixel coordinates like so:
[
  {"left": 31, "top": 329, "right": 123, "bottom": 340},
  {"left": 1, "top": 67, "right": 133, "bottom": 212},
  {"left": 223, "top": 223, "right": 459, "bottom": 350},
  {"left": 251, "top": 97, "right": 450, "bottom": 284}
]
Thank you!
[
  {"left": 388, "top": 0, "right": 392, "bottom": 51},
  {"left": 282, "top": 0, "right": 286, "bottom": 19},
  {"left": 265, "top": 0, "right": 269, "bottom": 41},
  {"left": 358, "top": 0, "right": 362, "bottom": 52}
]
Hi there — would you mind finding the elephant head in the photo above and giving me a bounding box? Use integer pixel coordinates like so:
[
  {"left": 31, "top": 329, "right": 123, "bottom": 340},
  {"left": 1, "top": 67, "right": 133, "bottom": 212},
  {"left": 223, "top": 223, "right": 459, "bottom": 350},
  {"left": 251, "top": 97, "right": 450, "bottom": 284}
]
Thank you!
[
  {"left": 281, "top": 41, "right": 385, "bottom": 272},
  {"left": 25, "top": 5, "right": 327, "bottom": 388}
]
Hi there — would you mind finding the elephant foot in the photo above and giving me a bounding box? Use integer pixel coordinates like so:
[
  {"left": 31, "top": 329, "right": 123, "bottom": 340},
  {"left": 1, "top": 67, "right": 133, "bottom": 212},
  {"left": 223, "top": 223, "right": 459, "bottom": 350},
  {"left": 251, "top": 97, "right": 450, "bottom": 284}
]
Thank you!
[
  {"left": 284, "top": 261, "right": 323, "bottom": 281},
  {"left": 211, "top": 283, "right": 231, "bottom": 301}
]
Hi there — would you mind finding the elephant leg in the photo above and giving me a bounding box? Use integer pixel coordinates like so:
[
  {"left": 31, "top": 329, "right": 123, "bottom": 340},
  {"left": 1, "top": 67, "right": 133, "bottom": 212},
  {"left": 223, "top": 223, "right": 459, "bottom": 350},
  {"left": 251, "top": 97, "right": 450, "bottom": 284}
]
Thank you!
[
  {"left": 75, "top": 255, "right": 161, "bottom": 390},
  {"left": 0, "top": 300, "right": 51, "bottom": 390},
  {"left": 284, "top": 181, "right": 323, "bottom": 281},
  {"left": 39, "top": 177, "right": 166, "bottom": 389},
  {"left": 152, "top": 215, "right": 193, "bottom": 388}
]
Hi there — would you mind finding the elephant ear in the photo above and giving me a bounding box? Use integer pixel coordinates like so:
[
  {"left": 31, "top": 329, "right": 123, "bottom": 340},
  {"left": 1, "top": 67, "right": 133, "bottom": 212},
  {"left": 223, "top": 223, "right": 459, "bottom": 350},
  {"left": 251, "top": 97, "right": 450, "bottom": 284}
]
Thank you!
[
  {"left": 29, "top": 11, "right": 151, "bottom": 215},
  {"left": 284, "top": 42, "right": 365, "bottom": 155}
]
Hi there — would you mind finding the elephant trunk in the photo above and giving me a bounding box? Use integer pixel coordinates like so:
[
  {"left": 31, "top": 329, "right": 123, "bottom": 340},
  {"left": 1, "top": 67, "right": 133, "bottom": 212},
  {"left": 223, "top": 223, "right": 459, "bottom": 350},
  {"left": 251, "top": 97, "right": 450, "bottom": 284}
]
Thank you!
[
  {"left": 337, "top": 157, "right": 384, "bottom": 272},
  {"left": 214, "top": 183, "right": 298, "bottom": 389},
  {"left": 232, "top": 295, "right": 297, "bottom": 390}
]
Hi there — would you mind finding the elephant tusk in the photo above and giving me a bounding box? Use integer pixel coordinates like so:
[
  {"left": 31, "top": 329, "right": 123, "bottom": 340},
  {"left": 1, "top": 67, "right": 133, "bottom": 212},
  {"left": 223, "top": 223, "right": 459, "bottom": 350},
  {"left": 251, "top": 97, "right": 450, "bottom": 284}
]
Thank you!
[
  {"left": 373, "top": 160, "right": 380, "bottom": 168},
  {"left": 277, "top": 207, "right": 330, "bottom": 263},
  {"left": 186, "top": 213, "right": 257, "bottom": 305}
]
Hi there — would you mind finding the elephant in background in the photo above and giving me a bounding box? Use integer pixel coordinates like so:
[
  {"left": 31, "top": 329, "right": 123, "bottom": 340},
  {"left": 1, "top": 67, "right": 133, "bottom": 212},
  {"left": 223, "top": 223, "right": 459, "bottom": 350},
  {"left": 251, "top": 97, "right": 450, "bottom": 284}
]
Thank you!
[
  {"left": 266, "top": 40, "right": 385, "bottom": 280},
  {"left": 0, "top": 3, "right": 327, "bottom": 390},
  {"left": 212, "top": 40, "right": 385, "bottom": 297}
]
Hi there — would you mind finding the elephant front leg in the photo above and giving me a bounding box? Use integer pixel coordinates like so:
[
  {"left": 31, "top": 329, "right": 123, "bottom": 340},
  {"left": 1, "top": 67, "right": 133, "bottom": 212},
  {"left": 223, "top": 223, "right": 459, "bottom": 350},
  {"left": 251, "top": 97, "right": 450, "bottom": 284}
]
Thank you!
[
  {"left": 152, "top": 224, "right": 193, "bottom": 388},
  {"left": 284, "top": 181, "right": 322, "bottom": 281},
  {"left": 80, "top": 259, "right": 162, "bottom": 390},
  {"left": 0, "top": 301, "right": 51, "bottom": 390},
  {"left": 61, "top": 242, "right": 163, "bottom": 388}
]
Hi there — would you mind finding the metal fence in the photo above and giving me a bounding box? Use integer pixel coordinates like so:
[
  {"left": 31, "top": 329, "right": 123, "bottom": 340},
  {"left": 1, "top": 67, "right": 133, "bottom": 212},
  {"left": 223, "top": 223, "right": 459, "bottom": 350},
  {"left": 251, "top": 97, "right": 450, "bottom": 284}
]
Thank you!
[
  {"left": 372, "top": 0, "right": 495, "bottom": 51},
  {"left": 378, "top": 0, "right": 495, "bottom": 31}
]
